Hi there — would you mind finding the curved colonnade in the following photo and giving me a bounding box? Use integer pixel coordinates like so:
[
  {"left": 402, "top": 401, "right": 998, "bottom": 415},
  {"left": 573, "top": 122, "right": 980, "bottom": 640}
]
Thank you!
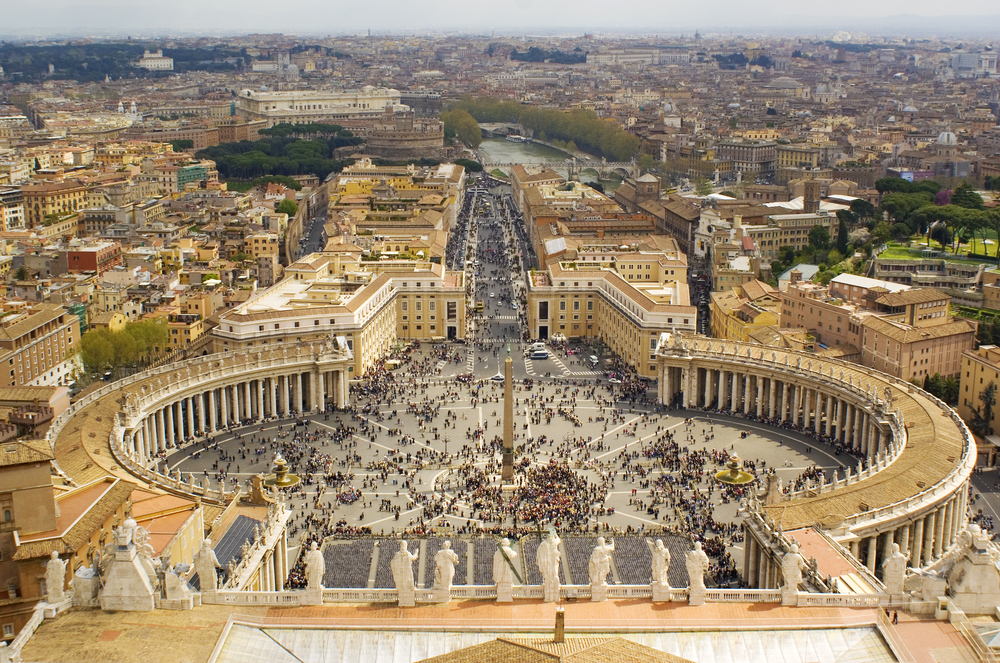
[
  {"left": 46, "top": 340, "right": 352, "bottom": 505},
  {"left": 655, "top": 334, "right": 975, "bottom": 579},
  {"left": 43, "top": 331, "right": 974, "bottom": 590}
]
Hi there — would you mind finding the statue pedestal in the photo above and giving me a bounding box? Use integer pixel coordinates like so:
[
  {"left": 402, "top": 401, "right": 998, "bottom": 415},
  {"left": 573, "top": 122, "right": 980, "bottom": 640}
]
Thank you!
[
  {"left": 781, "top": 589, "right": 799, "bottom": 606},
  {"left": 72, "top": 573, "right": 100, "bottom": 608},
  {"left": 42, "top": 597, "right": 72, "bottom": 619},
  {"left": 687, "top": 587, "right": 706, "bottom": 606},
  {"left": 428, "top": 588, "right": 452, "bottom": 603},
  {"left": 590, "top": 583, "right": 607, "bottom": 602},
  {"left": 542, "top": 584, "right": 560, "bottom": 603},
  {"left": 398, "top": 589, "right": 415, "bottom": 607},
  {"left": 651, "top": 582, "right": 672, "bottom": 602},
  {"left": 496, "top": 582, "right": 513, "bottom": 603},
  {"left": 301, "top": 587, "right": 323, "bottom": 606}
]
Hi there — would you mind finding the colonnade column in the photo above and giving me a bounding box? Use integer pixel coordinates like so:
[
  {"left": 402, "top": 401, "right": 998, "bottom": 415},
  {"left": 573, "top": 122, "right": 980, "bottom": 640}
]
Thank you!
[
  {"left": 207, "top": 389, "right": 217, "bottom": 432},
  {"left": 768, "top": 379, "right": 776, "bottom": 419},
  {"left": 257, "top": 378, "right": 267, "bottom": 419},
  {"left": 742, "top": 375, "right": 751, "bottom": 414},
  {"left": 243, "top": 381, "right": 251, "bottom": 421},
  {"left": 165, "top": 403, "right": 175, "bottom": 447},
  {"left": 911, "top": 518, "right": 924, "bottom": 568},
  {"left": 756, "top": 378, "right": 763, "bottom": 418},
  {"left": 933, "top": 505, "right": 946, "bottom": 559},
  {"left": 281, "top": 375, "right": 290, "bottom": 416},
  {"left": 155, "top": 408, "right": 166, "bottom": 451},
  {"left": 923, "top": 511, "right": 936, "bottom": 565},
  {"left": 220, "top": 386, "right": 228, "bottom": 427},
  {"left": 186, "top": 397, "right": 195, "bottom": 441},
  {"left": 730, "top": 372, "right": 738, "bottom": 412},
  {"left": 824, "top": 395, "right": 834, "bottom": 436}
]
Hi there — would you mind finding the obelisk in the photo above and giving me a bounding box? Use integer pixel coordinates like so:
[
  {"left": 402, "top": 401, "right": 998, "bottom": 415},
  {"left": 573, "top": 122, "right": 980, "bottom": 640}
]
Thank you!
[{"left": 502, "top": 345, "right": 514, "bottom": 480}]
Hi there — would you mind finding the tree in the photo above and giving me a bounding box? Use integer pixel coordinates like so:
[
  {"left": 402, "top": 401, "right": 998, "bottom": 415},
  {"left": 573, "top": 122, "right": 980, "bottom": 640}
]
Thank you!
[
  {"left": 849, "top": 199, "right": 877, "bottom": 225},
  {"left": 695, "top": 178, "right": 714, "bottom": 196},
  {"left": 808, "top": 225, "right": 830, "bottom": 250},
  {"left": 276, "top": 198, "right": 299, "bottom": 217},
  {"left": 455, "top": 158, "right": 483, "bottom": 172},
  {"left": 951, "top": 181, "right": 985, "bottom": 210},
  {"left": 80, "top": 329, "right": 116, "bottom": 372},
  {"left": 872, "top": 221, "right": 892, "bottom": 246},
  {"left": 13, "top": 266, "right": 30, "bottom": 281},
  {"left": 836, "top": 216, "right": 849, "bottom": 255},
  {"left": 439, "top": 109, "right": 482, "bottom": 148},
  {"left": 972, "top": 380, "right": 998, "bottom": 438}
]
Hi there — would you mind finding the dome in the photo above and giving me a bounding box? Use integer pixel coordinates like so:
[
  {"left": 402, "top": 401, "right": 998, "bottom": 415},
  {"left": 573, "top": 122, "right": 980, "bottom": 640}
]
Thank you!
[
  {"left": 662, "top": 101, "right": 675, "bottom": 112},
  {"left": 937, "top": 131, "right": 957, "bottom": 146},
  {"left": 902, "top": 104, "right": 917, "bottom": 112},
  {"left": 815, "top": 82, "right": 834, "bottom": 94},
  {"left": 728, "top": 102, "right": 741, "bottom": 109},
  {"left": 637, "top": 173, "right": 659, "bottom": 183}
]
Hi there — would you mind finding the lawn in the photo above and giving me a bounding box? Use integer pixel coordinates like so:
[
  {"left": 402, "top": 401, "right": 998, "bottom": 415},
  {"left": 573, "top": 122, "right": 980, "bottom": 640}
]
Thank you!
[{"left": 879, "top": 241, "right": 993, "bottom": 265}]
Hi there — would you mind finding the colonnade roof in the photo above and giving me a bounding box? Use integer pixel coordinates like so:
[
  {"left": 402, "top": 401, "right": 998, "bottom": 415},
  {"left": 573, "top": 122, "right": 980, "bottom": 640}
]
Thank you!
[
  {"left": 659, "top": 336, "right": 970, "bottom": 532},
  {"left": 48, "top": 346, "right": 344, "bottom": 493}
]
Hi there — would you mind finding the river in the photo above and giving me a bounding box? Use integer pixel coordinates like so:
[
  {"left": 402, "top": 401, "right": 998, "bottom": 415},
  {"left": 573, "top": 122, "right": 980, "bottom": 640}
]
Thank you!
[{"left": 477, "top": 137, "right": 622, "bottom": 194}]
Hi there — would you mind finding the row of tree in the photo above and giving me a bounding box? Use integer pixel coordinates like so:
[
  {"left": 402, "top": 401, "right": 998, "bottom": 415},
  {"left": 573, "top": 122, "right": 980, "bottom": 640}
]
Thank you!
[
  {"left": 440, "top": 109, "right": 482, "bottom": 148},
  {"left": 79, "top": 319, "right": 170, "bottom": 374},
  {"left": 195, "top": 133, "right": 362, "bottom": 181},
  {"left": 449, "top": 97, "right": 639, "bottom": 161}
]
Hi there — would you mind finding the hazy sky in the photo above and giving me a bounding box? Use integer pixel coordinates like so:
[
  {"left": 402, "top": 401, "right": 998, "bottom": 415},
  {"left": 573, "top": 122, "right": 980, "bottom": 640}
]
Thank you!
[{"left": 3, "top": 0, "right": 1000, "bottom": 36}]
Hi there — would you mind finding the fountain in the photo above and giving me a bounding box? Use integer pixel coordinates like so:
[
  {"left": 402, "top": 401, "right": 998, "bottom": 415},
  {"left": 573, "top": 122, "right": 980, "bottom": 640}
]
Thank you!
[
  {"left": 263, "top": 455, "right": 301, "bottom": 490},
  {"left": 715, "top": 453, "right": 755, "bottom": 485}
]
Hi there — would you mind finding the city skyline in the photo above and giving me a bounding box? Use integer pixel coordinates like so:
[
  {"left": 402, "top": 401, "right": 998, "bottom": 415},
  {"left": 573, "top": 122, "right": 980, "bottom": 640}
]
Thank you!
[{"left": 3, "top": 0, "right": 1000, "bottom": 38}]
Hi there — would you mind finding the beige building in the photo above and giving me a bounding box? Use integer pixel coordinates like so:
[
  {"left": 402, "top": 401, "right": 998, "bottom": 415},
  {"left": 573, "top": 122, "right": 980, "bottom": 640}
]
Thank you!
[
  {"left": 526, "top": 260, "right": 696, "bottom": 377},
  {"left": 780, "top": 276, "right": 975, "bottom": 382},
  {"left": 212, "top": 254, "right": 466, "bottom": 376},
  {"left": 709, "top": 279, "right": 781, "bottom": 341},
  {"left": 960, "top": 345, "right": 1000, "bottom": 440},
  {"left": 0, "top": 302, "right": 80, "bottom": 387},
  {"left": 235, "top": 87, "right": 402, "bottom": 126}
]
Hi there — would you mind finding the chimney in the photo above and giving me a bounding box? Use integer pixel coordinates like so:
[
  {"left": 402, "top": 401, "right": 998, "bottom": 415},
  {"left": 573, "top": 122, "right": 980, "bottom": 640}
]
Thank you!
[
  {"left": 554, "top": 608, "right": 565, "bottom": 643},
  {"left": 803, "top": 180, "right": 820, "bottom": 214},
  {"left": 790, "top": 270, "right": 801, "bottom": 285}
]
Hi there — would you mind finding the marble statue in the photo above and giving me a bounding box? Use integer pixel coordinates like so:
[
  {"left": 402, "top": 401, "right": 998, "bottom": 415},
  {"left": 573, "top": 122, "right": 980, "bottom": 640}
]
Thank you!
[
  {"left": 305, "top": 541, "right": 325, "bottom": 590},
  {"left": 194, "top": 538, "right": 222, "bottom": 592},
  {"left": 650, "top": 539, "right": 671, "bottom": 587},
  {"left": 391, "top": 540, "right": 418, "bottom": 606},
  {"left": 685, "top": 541, "right": 709, "bottom": 591},
  {"left": 537, "top": 529, "right": 562, "bottom": 603},
  {"left": 433, "top": 540, "right": 459, "bottom": 593},
  {"left": 493, "top": 538, "right": 518, "bottom": 602},
  {"left": 45, "top": 551, "right": 67, "bottom": 603},
  {"left": 882, "top": 542, "right": 908, "bottom": 597},
  {"left": 781, "top": 544, "right": 806, "bottom": 605},
  {"left": 588, "top": 537, "right": 614, "bottom": 587}
]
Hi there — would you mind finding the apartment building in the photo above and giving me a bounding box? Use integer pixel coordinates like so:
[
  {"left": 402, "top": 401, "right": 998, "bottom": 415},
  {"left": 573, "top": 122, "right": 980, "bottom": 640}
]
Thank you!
[
  {"left": 21, "top": 180, "right": 89, "bottom": 229},
  {"left": 709, "top": 279, "right": 782, "bottom": 341},
  {"left": 212, "top": 254, "right": 465, "bottom": 375},
  {"left": 959, "top": 345, "right": 1000, "bottom": 438},
  {"left": 780, "top": 275, "right": 975, "bottom": 381},
  {"left": 526, "top": 261, "right": 696, "bottom": 377},
  {"left": 0, "top": 302, "right": 81, "bottom": 387}
]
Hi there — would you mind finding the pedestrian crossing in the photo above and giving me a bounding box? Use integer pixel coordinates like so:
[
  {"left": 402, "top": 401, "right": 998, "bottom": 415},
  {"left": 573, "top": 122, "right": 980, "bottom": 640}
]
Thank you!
[{"left": 524, "top": 354, "right": 568, "bottom": 377}]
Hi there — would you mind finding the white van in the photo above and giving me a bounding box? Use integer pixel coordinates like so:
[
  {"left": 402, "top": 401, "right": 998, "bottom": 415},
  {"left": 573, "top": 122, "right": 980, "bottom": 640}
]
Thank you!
[{"left": 530, "top": 342, "right": 546, "bottom": 352}]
